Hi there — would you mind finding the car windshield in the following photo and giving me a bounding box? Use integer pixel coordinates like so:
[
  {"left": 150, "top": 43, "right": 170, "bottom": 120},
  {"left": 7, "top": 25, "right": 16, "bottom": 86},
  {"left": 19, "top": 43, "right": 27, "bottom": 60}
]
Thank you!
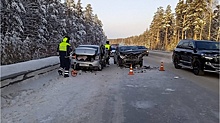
[
  {"left": 119, "top": 46, "right": 139, "bottom": 51},
  {"left": 111, "top": 47, "right": 116, "bottom": 50},
  {"left": 195, "top": 41, "right": 219, "bottom": 50}
]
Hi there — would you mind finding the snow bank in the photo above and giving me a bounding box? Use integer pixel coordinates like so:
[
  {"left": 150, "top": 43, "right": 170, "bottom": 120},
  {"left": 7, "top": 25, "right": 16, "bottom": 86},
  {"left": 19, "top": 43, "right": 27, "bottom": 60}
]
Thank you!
[{"left": 0, "top": 56, "right": 59, "bottom": 78}]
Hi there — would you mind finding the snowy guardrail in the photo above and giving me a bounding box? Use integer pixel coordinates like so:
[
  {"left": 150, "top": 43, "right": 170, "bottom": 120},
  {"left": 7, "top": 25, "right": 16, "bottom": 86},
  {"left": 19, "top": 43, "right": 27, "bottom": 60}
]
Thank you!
[{"left": 0, "top": 56, "right": 60, "bottom": 88}]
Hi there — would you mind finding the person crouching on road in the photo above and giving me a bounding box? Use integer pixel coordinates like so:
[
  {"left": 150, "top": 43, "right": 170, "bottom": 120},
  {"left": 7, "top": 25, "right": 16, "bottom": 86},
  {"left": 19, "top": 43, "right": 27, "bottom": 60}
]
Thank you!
[{"left": 57, "top": 36, "right": 72, "bottom": 77}]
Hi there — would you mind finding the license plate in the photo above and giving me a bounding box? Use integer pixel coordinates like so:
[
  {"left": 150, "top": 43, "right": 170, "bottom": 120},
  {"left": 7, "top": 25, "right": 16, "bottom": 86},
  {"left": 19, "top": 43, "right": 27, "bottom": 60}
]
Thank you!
[{"left": 79, "top": 63, "right": 89, "bottom": 66}]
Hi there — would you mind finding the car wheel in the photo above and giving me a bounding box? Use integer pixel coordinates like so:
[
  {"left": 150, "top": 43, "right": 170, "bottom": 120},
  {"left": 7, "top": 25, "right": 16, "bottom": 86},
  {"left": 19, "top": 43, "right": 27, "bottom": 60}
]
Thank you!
[
  {"left": 97, "top": 64, "right": 103, "bottom": 71},
  {"left": 117, "top": 60, "right": 122, "bottom": 67},
  {"left": 103, "top": 61, "right": 106, "bottom": 67},
  {"left": 114, "top": 59, "right": 116, "bottom": 64},
  {"left": 139, "top": 60, "right": 143, "bottom": 67},
  {"left": 193, "top": 60, "right": 204, "bottom": 75},
  {"left": 173, "top": 57, "right": 182, "bottom": 69}
]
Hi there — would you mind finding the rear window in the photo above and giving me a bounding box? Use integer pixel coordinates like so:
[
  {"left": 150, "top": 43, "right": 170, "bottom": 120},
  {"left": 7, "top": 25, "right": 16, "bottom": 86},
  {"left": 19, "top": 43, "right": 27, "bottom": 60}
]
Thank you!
[
  {"left": 78, "top": 46, "right": 99, "bottom": 51},
  {"left": 75, "top": 48, "right": 97, "bottom": 55}
]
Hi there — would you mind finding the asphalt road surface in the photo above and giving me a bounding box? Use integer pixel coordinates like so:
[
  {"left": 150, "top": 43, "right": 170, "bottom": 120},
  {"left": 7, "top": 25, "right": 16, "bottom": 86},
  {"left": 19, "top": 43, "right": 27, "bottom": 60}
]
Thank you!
[{"left": 1, "top": 56, "right": 219, "bottom": 123}]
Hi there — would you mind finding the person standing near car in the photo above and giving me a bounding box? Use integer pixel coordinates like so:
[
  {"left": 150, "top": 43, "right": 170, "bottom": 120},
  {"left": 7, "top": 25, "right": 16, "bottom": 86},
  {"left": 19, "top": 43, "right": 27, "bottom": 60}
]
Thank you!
[
  {"left": 105, "top": 41, "right": 111, "bottom": 65},
  {"left": 57, "top": 36, "right": 72, "bottom": 77}
]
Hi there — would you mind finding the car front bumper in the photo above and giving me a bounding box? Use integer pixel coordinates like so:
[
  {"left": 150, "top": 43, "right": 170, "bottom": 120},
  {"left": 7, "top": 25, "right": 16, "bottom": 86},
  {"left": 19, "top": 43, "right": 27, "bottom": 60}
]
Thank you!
[
  {"left": 204, "top": 62, "right": 220, "bottom": 73},
  {"left": 121, "top": 58, "right": 142, "bottom": 65}
]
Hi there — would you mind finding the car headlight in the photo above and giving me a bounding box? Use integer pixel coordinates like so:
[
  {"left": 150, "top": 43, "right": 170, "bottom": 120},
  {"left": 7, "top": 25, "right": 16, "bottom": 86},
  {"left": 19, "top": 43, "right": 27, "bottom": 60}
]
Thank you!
[
  {"left": 201, "top": 53, "right": 213, "bottom": 60},
  {"left": 120, "top": 55, "right": 125, "bottom": 59}
]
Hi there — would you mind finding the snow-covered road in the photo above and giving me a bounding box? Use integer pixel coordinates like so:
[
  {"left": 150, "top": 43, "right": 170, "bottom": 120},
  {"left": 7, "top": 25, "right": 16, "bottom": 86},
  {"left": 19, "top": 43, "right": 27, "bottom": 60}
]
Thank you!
[{"left": 1, "top": 57, "right": 219, "bottom": 123}]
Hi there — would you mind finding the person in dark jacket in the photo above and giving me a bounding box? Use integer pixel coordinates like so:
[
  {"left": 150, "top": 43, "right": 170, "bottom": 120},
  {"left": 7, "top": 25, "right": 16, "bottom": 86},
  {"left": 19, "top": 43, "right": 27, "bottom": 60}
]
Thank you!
[{"left": 57, "top": 36, "right": 72, "bottom": 77}]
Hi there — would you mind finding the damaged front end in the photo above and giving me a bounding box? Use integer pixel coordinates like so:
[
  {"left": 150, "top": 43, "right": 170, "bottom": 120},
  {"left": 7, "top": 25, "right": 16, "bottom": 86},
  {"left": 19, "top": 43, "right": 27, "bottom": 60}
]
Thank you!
[{"left": 119, "top": 51, "right": 144, "bottom": 67}]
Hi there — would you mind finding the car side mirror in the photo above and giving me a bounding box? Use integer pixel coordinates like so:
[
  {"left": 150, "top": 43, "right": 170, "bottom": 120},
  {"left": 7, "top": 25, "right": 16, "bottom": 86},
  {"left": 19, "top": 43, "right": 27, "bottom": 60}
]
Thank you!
[{"left": 189, "top": 46, "right": 193, "bottom": 49}]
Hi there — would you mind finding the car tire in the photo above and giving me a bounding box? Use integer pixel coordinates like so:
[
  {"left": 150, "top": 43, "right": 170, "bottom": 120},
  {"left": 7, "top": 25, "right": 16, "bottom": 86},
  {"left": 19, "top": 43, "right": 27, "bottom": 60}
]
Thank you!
[
  {"left": 97, "top": 64, "right": 103, "bottom": 71},
  {"left": 139, "top": 60, "right": 143, "bottom": 67},
  {"left": 103, "top": 61, "right": 106, "bottom": 67},
  {"left": 114, "top": 59, "right": 116, "bottom": 64},
  {"left": 117, "top": 59, "right": 123, "bottom": 67},
  {"left": 193, "top": 60, "right": 204, "bottom": 75},
  {"left": 173, "top": 57, "right": 182, "bottom": 69}
]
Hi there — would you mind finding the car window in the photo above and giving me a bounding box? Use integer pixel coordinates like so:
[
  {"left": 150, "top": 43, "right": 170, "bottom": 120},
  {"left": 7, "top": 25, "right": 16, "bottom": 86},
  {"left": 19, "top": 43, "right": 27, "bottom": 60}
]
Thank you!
[
  {"left": 111, "top": 46, "right": 116, "bottom": 50},
  {"left": 182, "top": 42, "right": 189, "bottom": 49},
  {"left": 177, "top": 41, "right": 184, "bottom": 48},
  {"left": 78, "top": 46, "right": 99, "bottom": 52},
  {"left": 188, "top": 41, "right": 194, "bottom": 49},
  {"left": 195, "top": 41, "right": 220, "bottom": 50}
]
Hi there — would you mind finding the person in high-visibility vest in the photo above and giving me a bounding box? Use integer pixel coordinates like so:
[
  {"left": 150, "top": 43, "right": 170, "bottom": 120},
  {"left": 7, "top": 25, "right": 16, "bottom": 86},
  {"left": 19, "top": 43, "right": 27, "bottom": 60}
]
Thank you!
[
  {"left": 105, "top": 41, "right": 111, "bottom": 65},
  {"left": 57, "top": 36, "right": 72, "bottom": 77}
]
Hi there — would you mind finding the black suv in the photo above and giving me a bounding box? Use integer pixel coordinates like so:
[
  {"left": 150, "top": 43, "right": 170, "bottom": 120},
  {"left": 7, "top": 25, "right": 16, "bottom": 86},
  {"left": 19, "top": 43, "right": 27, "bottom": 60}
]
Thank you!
[{"left": 172, "top": 40, "right": 219, "bottom": 75}]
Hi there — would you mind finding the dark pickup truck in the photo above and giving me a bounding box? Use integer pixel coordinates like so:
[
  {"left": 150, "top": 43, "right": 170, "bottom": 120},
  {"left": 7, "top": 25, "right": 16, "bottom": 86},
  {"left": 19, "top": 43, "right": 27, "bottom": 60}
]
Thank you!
[{"left": 172, "top": 39, "right": 219, "bottom": 75}]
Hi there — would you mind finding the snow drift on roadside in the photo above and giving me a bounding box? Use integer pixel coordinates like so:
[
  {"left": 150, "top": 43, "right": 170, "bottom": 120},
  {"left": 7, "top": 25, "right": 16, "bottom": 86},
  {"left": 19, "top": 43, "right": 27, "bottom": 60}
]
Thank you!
[{"left": 0, "top": 56, "right": 59, "bottom": 78}]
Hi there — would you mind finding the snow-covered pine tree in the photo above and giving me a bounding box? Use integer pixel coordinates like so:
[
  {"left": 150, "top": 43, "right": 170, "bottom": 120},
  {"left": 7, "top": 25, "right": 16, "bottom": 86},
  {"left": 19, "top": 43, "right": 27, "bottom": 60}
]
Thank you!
[
  {"left": 1, "top": 0, "right": 107, "bottom": 65},
  {"left": 84, "top": 4, "right": 94, "bottom": 44},
  {"left": 175, "top": 0, "right": 187, "bottom": 40},
  {"left": 76, "top": 0, "right": 83, "bottom": 18},
  {"left": 211, "top": 4, "right": 220, "bottom": 41},
  {"left": 1, "top": 0, "right": 26, "bottom": 65},
  {"left": 163, "top": 5, "right": 175, "bottom": 50},
  {"left": 149, "top": 7, "right": 164, "bottom": 50}
]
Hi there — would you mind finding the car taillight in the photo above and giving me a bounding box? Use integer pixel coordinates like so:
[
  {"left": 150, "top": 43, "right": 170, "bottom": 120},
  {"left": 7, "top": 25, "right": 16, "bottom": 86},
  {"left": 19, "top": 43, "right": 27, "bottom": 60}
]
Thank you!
[{"left": 72, "top": 55, "right": 76, "bottom": 59}]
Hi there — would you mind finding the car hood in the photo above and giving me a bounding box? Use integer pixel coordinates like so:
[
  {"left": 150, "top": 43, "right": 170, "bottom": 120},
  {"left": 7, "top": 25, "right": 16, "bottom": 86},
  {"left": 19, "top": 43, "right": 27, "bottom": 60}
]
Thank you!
[
  {"left": 198, "top": 50, "right": 219, "bottom": 55},
  {"left": 120, "top": 50, "right": 142, "bottom": 55},
  {"left": 75, "top": 47, "right": 97, "bottom": 55}
]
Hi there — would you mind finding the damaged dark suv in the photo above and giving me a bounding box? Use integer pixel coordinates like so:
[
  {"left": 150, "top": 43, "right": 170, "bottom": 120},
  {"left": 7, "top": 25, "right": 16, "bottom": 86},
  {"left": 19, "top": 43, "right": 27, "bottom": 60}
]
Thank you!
[
  {"left": 172, "top": 39, "right": 220, "bottom": 75},
  {"left": 114, "top": 46, "right": 144, "bottom": 67}
]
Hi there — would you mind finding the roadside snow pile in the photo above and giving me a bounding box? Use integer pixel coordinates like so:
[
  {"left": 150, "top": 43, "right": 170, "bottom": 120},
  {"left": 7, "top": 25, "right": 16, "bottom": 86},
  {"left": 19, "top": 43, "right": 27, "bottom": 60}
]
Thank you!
[{"left": 0, "top": 56, "right": 59, "bottom": 78}]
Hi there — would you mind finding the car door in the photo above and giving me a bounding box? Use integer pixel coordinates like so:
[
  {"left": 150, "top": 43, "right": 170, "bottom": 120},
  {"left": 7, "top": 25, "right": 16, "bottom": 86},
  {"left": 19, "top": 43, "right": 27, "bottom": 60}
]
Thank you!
[
  {"left": 180, "top": 41, "right": 190, "bottom": 64},
  {"left": 186, "top": 41, "right": 195, "bottom": 66}
]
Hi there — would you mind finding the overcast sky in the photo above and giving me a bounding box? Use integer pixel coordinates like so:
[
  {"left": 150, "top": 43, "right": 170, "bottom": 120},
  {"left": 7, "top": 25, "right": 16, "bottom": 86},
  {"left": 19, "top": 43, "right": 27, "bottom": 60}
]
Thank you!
[{"left": 62, "top": 0, "right": 179, "bottom": 39}]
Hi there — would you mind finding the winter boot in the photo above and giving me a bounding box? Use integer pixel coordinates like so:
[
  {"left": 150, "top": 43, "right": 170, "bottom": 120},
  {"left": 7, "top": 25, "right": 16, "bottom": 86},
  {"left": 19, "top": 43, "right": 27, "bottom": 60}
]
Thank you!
[
  {"left": 64, "top": 70, "right": 69, "bottom": 78},
  {"left": 58, "top": 68, "right": 63, "bottom": 75}
]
